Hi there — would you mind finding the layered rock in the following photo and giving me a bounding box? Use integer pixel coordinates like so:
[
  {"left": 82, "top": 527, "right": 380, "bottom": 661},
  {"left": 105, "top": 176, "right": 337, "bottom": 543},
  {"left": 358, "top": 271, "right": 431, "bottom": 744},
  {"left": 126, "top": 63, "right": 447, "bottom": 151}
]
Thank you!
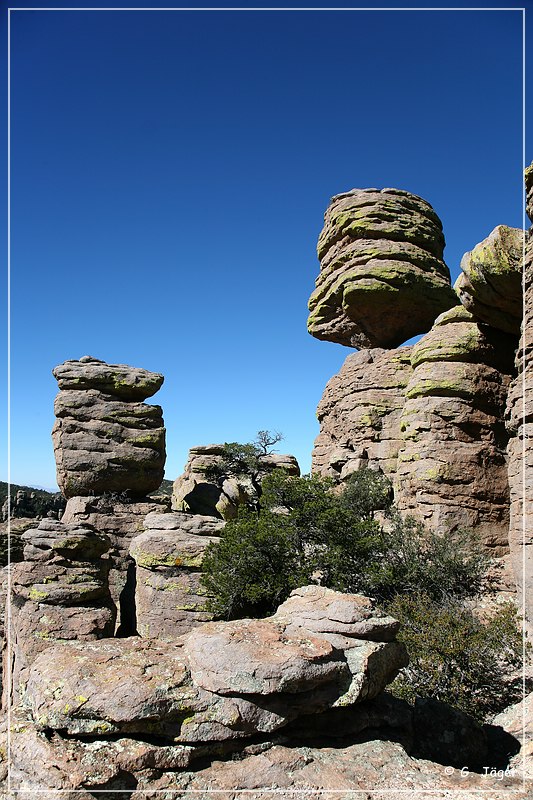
[
  {"left": 312, "top": 347, "right": 412, "bottom": 480},
  {"left": 172, "top": 445, "right": 300, "bottom": 520},
  {"left": 52, "top": 356, "right": 166, "bottom": 498},
  {"left": 11, "top": 587, "right": 407, "bottom": 791},
  {"left": 7, "top": 518, "right": 115, "bottom": 704},
  {"left": 454, "top": 225, "right": 524, "bottom": 335},
  {"left": 10, "top": 724, "right": 526, "bottom": 798},
  {"left": 62, "top": 495, "right": 166, "bottom": 635},
  {"left": 130, "top": 511, "right": 224, "bottom": 639},
  {"left": 505, "top": 165, "right": 533, "bottom": 633},
  {"left": 307, "top": 188, "right": 458, "bottom": 348},
  {"left": 396, "top": 306, "right": 516, "bottom": 550}
]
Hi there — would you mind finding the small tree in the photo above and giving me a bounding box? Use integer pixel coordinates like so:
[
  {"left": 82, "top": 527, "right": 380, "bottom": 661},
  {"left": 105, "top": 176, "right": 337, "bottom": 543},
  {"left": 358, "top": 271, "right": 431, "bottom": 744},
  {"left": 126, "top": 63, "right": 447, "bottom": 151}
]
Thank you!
[{"left": 202, "top": 430, "right": 285, "bottom": 510}]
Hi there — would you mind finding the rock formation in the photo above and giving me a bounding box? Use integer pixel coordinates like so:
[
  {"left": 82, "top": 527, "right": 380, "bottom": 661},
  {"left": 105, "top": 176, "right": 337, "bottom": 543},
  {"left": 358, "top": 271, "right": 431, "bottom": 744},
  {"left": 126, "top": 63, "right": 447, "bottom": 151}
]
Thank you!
[
  {"left": 61, "top": 494, "right": 167, "bottom": 635},
  {"left": 505, "top": 166, "right": 533, "bottom": 633},
  {"left": 172, "top": 444, "right": 300, "bottom": 519},
  {"left": 130, "top": 511, "right": 224, "bottom": 639},
  {"left": 6, "top": 518, "right": 115, "bottom": 704},
  {"left": 312, "top": 347, "right": 412, "bottom": 480},
  {"left": 52, "top": 356, "right": 166, "bottom": 498},
  {"left": 307, "top": 188, "right": 458, "bottom": 348},
  {"left": 11, "top": 587, "right": 408, "bottom": 790},
  {"left": 455, "top": 225, "right": 524, "bottom": 335},
  {"left": 396, "top": 305, "right": 516, "bottom": 549},
  {"left": 310, "top": 184, "right": 527, "bottom": 566}
]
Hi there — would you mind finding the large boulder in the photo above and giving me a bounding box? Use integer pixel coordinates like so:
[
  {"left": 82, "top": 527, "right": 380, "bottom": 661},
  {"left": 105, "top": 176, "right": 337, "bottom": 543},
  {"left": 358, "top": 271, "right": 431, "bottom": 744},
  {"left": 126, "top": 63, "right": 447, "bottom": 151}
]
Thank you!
[
  {"left": 172, "top": 444, "right": 300, "bottom": 520},
  {"left": 307, "top": 188, "right": 458, "bottom": 348},
  {"left": 454, "top": 225, "right": 524, "bottom": 335},
  {"left": 396, "top": 305, "right": 516, "bottom": 550},
  {"left": 312, "top": 347, "right": 412, "bottom": 481},
  {"left": 21, "top": 587, "right": 407, "bottom": 749},
  {"left": 130, "top": 511, "right": 225, "bottom": 639},
  {"left": 52, "top": 356, "right": 166, "bottom": 498}
]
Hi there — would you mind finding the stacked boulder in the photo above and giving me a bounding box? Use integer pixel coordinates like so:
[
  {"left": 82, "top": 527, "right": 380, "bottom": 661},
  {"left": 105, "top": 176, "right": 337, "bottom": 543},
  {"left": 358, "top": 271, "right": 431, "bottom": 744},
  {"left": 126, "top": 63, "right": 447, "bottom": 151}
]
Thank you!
[
  {"left": 307, "top": 187, "right": 458, "bottom": 348},
  {"left": 7, "top": 519, "right": 115, "bottom": 704},
  {"left": 52, "top": 356, "right": 168, "bottom": 634},
  {"left": 52, "top": 356, "right": 166, "bottom": 498},
  {"left": 172, "top": 444, "right": 300, "bottom": 520},
  {"left": 130, "top": 511, "right": 224, "bottom": 639},
  {"left": 309, "top": 184, "right": 524, "bottom": 568},
  {"left": 11, "top": 586, "right": 408, "bottom": 790}
]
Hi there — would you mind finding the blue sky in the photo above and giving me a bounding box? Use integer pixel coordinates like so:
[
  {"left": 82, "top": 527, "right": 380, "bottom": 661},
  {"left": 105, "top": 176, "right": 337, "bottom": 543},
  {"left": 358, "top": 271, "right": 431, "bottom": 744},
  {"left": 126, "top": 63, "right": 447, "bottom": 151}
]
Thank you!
[{"left": 2, "top": 2, "right": 527, "bottom": 489}]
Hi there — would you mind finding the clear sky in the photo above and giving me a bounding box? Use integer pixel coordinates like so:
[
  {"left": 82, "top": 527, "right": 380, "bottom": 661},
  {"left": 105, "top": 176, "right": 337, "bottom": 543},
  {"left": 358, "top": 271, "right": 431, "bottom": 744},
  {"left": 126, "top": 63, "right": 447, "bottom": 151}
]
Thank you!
[{"left": 2, "top": 2, "right": 527, "bottom": 490}]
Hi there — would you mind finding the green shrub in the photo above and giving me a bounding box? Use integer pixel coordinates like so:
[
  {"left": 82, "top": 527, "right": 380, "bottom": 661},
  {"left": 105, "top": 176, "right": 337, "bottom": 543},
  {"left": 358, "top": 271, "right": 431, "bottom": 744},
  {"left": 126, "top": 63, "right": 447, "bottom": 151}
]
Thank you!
[
  {"left": 387, "top": 593, "right": 525, "bottom": 720},
  {"left": 364, "top": 513, "right": 490, "bottom": 604}
]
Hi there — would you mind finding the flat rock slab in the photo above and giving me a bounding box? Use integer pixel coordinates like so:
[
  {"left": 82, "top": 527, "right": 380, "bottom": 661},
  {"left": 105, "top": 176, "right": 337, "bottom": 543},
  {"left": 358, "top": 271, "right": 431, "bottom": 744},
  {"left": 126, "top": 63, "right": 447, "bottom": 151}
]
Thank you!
[
  {"left": 52, "top": 355, "right": 163, "bottom": 401},
  {"left": 183, "top": 617, "right": 344, "bottom": 695}
]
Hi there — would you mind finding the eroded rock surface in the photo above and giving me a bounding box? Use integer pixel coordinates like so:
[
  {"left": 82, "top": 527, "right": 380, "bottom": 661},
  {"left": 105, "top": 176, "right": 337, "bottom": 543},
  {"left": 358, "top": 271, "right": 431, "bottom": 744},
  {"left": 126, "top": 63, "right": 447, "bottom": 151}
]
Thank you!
[
  {"left": 7, "top": 519, "right": 115, "bottom": 704},
  {"left": 14, "top": 587, "right": 407, "bottom": 788},
  {"left": 312, "top": 347, "right": 412, "bottom": 481},
  {"left": 505, "top": 164, "right": 533, "bottom": 634},
  {"left": 62, "top": 495, "right": 167, "bottom": 635},
  {"left": 52, "top": 356, "right": 166, "bottom": 498},
  {"left": 455, "top": 225, "right": 524, "bottom": 335},
  {"left": 130, "top": 511, "right": 224, "bottom": 639},
  {"left": 307, "top": 188, "right": 458, "bottom": 348},
  {"left": 396, "top": 306, "right": 516, "bottom": 550},
  {"left": 172, "top": 444, "right": 300, "bottom": 520}
]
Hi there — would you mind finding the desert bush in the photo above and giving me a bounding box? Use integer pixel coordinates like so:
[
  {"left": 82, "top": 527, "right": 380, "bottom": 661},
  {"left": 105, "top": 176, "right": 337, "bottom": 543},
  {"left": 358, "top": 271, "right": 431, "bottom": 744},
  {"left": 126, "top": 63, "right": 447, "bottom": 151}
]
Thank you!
[
  {"left": 387, "top": 593, "right": 525, "bottom": 720},
  {"left": 201, "top": 468, "right": 485, "bottom": 618}
]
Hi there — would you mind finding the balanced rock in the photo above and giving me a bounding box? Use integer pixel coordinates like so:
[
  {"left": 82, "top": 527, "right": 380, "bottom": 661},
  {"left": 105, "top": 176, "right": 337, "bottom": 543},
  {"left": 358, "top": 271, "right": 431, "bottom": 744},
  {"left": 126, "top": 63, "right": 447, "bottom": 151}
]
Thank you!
[
  {"left": 307, "top": 188, "right": 458, "bottom": 348},
  {"left": 52, "top": 356, "right": 166, "bottom": 499},
  {"left": 7, "top": 518, "right": 115, "bottom": 704},
  {"left": 172, "top": 444, "right": 300, "bottom": 520},
  {"left": 455, "top": 225, "right": 524, "bottom": 335},
  {"left": 130, "top": 511, "right": 224, "bottom": 639},
  {"left": 396, "top": 305, "right": 516, "bottom": 550},
  {"left": 312, "top": 347, "right": 412, "bottom": 481}
]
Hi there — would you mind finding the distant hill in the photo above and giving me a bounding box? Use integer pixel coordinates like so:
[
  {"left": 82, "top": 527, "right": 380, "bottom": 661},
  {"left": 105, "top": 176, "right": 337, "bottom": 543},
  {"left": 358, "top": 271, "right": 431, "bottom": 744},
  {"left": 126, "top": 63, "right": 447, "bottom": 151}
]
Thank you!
[
  {"left": 156, "top": 479, "right": 174, "bottom": 497},
  {"left": 0, "top": 481, "right": 65, "bottom": 519}
]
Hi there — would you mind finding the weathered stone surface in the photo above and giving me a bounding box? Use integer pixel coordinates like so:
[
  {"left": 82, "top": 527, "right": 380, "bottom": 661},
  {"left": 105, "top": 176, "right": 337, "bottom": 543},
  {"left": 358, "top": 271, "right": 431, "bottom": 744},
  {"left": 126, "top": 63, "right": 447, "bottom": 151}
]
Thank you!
[
  {"left": 307, "top": 188, "right": 458, "bottom": 349},
  {"left": 183, "top": 618, "right": 345, "bottom": 696},
  {"left": 130, "top": 511, "right": 224, "bottom": 639},
  {"left": 11, "top": 696, "right": 524, "bottom": 796},
  {"left": 492, "top": 692, "right": 533, "bottom": 778},
  {"left": 454, "top": 225, "right": 524, "bottom": 335},
  {"left": 22, "top": 588, "right": 407, "bottom": 747},
  {"left": 172, "top": 444, "right": 300, "bottom": 520},
  {"left": 505, "top": 167, "right": 533, "bottom": 634},
  {"left": 137, "top": 740, "right": 528, "bottom": 797},
  {"left": 271, "top": 585, "right": 401, "bottom": 647},
  {"left": 52, "top": 357, "right": 166, "bottom": 498},
  {"left": 62, "top": 495, "right": 166, "bottom": 635},
  {"left": 52, "top": 355, "right": 163, "bottom": 400},
  {"left": 6, "top": 519, "right": 115, "bottom": 704},
  {"left": 396, "top": 306, "right": 516, "bottom": 551},
  {"left": 312, "top": 347, "right": 412, "bottom": 481}
]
